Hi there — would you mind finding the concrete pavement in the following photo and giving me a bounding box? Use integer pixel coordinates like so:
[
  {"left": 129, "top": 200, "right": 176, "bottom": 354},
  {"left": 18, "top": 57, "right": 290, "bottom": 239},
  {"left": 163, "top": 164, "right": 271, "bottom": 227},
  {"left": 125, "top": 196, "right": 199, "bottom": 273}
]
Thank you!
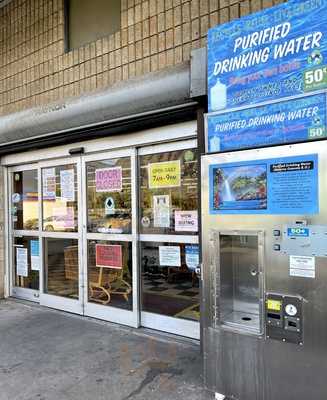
[{"left": 0, "top": 299, "right": 212, "bottom": 400}]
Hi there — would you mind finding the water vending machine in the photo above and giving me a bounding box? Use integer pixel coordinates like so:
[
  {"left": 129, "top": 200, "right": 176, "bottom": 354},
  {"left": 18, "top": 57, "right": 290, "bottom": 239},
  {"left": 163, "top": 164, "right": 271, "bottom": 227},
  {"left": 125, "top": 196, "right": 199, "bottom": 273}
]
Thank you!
[{"left": 201, "top": 141, "right": 327, "bottom": 400}]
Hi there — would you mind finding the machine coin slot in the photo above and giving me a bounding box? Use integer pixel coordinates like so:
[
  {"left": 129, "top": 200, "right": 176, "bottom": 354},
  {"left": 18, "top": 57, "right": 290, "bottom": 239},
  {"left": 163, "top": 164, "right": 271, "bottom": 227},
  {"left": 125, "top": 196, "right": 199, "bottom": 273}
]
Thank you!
[
  {"left": 267, "top": 313, "right": 280, "bottom": 320},
  {"left": 265, "top": 294, "right": 303, "bottom": 344}
]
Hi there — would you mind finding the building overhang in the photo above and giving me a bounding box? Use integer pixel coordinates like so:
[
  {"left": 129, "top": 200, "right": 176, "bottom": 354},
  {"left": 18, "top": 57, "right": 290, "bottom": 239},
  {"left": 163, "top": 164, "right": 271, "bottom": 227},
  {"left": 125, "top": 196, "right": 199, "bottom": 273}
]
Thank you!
[{"left": 0, "top": 63, "right": 199, "bottom": 154}]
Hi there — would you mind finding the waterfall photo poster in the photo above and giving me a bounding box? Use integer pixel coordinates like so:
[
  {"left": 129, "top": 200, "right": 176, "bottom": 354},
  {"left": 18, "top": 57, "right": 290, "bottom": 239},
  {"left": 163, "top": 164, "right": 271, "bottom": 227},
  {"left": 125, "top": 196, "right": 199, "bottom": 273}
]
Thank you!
[
  {"left": 209, "top": 154, "right": 318, "bottom": 215},
  {"left": 212, "top": 164, "right": 267, "bottom": 211}
]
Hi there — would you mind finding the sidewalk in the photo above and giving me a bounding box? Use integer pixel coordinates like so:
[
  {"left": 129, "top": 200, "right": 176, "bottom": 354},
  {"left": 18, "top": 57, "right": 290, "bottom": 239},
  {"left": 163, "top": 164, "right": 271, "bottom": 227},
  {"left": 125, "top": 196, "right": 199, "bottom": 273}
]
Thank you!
[{"left": 0, "top": 300, "right": 211, "bottom": 400}]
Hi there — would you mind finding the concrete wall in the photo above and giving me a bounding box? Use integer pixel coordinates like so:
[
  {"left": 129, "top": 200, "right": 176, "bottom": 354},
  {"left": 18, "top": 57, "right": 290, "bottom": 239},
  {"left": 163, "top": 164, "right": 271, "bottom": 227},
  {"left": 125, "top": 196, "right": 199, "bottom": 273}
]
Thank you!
[{"left": 0, "top": 0, "right": 286, "bottom": 117}]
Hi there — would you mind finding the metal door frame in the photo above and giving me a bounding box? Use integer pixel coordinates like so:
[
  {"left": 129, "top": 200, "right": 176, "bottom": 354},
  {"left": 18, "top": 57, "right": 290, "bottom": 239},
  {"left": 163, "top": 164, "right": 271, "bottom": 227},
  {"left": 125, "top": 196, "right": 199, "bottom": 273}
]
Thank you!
[
  {"left": 38, "top": 156, "right": 84, "bottom": 314},
  {"left": 82, "top": 147, "right": 139, "bottom": 327}
]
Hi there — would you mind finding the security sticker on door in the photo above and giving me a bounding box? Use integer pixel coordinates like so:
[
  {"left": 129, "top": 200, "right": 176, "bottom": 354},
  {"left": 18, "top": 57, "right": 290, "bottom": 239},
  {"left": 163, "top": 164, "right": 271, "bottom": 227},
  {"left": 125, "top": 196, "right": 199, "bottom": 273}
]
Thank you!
[
  {"left": 290, "top": 255, "right": 315, "bottom": 279},
  {"left": 105, "top": 197, "right": 115, "bottom": 215}
]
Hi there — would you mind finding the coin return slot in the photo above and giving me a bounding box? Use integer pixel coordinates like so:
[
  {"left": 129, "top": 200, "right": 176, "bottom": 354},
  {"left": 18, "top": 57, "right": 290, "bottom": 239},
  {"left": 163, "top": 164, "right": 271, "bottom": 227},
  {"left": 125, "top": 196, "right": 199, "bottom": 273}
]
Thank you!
[{"left": 288, "top": 321, "right": 297, "bottom": 328}]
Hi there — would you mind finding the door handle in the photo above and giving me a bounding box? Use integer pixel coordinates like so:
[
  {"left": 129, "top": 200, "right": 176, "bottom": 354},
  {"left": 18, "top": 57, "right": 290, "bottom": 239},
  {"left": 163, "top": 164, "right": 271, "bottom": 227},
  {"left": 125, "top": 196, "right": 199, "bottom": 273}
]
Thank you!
[{"left": 250, "top": 268, "right": 259, "bottom": 277}]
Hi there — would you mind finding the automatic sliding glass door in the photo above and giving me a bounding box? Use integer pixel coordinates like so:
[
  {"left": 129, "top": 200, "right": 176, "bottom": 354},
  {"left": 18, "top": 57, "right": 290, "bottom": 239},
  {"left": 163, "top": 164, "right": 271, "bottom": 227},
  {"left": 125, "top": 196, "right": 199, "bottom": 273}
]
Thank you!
[
  {"left": 138, "top": 140, "right": 200, "bottom": 339},
  {"left": 7, "top": 138, "right": 200, "bottom": 338},
  {"left": 39, "top": 158, "right": 84, "bottom": 314},
  {"left": 82, "top": 149, "right": 139, "bottom": 327}
]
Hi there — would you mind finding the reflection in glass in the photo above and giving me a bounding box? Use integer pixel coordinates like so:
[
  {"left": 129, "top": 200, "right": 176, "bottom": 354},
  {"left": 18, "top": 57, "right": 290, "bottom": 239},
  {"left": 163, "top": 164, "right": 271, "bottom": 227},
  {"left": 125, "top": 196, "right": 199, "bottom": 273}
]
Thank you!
[
  {"left": 44, "top": 238, "right": 79, "bottom": 299},
  {"left": 141, "top": 242, "right": 200, "bottom": 321},
  {"left": 12, "top": 170, "right": 38, "bottom": 230},
  {"left": 42, "top": 165, "right": 78, "bottom": 232},
  {"left": 14, "top": 236, "right": 39, "bottom": 290},
  {"left": 88, "top": 240, "right": 132, "bottom": 310},
  {"left": 87, "top": 158, "right": 132, "bottom": 233},
  {"left": 139, "top": 149, "right": 198, "bottom": 235}
]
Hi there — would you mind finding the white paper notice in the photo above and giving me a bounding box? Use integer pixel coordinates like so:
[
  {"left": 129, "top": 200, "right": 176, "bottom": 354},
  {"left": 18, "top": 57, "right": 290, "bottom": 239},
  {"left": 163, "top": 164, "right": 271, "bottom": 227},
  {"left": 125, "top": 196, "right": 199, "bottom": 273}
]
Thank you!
[
  {"left": 16, "top": 247, "right": 28, "bottom": 277},
  {"left": 290, "top": 255, "right": 315, "bottom": 278},
  {"left": 42, "top": 168, "right": 56, "bottom": 200},
  {"left": 53, "top": 207, "right": 75, "bottom": 230},
  {"left": 60, "top": 169, "right": 75, "bottom": 201},
  {"left": 175, "top": 210, "right": 198, "bottom": 232},
  {"left": 153, "top": 195, "right": 170, "bottom": 228},
  {"left": 159, "top": 246, "right": 181, "bottom": 267}
]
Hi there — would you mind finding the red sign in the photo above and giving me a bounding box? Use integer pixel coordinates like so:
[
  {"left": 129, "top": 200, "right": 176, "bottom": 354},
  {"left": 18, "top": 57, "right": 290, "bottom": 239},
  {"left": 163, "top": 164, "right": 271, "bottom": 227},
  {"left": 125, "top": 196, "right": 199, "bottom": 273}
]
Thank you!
[{"left": 95, "top": 244, "right": 123, "bottom": 269}]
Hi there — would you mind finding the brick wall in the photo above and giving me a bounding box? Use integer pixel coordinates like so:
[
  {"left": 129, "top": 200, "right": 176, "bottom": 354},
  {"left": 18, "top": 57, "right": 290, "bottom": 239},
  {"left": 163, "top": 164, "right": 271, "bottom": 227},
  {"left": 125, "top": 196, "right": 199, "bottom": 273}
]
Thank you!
[{"left": 0, "top": 0, "right": 286, "bottom": 117}]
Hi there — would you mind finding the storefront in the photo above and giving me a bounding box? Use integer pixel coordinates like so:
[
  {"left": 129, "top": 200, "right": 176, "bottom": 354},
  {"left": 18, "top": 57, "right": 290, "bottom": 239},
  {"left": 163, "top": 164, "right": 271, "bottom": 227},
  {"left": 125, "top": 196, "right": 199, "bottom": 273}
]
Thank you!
[{"left": 2, "top": 121, "right": 201, "bottom": 339}]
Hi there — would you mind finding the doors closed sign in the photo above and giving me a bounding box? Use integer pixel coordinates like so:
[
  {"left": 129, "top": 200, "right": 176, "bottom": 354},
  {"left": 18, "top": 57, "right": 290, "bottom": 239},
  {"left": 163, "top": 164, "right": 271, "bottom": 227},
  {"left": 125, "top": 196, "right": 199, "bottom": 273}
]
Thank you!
[
  {"left": 96, "top": 244, "right": 123, "bottom": 269},
  {"left": 95, "top": 167, "right": 122, "bottom": 192}
]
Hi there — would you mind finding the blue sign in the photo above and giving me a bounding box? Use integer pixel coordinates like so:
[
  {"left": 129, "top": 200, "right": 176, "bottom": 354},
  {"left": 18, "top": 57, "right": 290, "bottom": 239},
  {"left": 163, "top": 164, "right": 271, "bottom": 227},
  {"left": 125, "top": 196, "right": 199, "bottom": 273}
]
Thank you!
[
  {"left": 185, "top": 245, "right": 199, "bottom": 271},
  {"left": 287, "top": 227, "right": 310, "bottom": 237},
  {"left": 208, "top": 0, "right": 327, "bottom": 112},
  {"left": 207, "top": 93, "right": 327, "bottom": 152},
  {"left": 209, "top": 154, "right": 318, "bottom": 215},
  {"left": 30, "top": 240, "right": 39, "bottom": 257}
]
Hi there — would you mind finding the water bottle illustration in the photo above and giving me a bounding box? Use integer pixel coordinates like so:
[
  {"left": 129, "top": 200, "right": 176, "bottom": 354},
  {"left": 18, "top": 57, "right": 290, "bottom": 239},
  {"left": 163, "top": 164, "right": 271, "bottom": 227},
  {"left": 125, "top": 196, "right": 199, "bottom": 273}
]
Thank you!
[
  {"left": 210, "top": 135, "right": 221, "bottom": 152},
  {"left": 210, "top": 79, "right": 227, "bottom": 111}
]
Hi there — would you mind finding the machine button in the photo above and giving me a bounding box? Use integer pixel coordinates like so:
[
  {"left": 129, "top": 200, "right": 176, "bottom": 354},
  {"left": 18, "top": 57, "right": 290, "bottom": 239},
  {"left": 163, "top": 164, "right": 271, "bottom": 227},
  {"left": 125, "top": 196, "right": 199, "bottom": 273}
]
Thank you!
[
  {"left": 274, "top": 244, "right": 281, "bottom": 251},
  {"left": 273, "top": 230, "right": 281, "bottom": 236},
  {"left": 285, "top": 304, "right": 298, "bottom": 316}
]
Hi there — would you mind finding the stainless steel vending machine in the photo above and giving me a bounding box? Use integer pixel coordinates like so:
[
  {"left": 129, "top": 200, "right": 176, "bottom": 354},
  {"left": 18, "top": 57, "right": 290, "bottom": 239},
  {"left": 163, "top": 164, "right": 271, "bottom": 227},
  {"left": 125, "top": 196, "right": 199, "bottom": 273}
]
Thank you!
[{"left": 201, "top": 141, "right": 327, "bottom": 400}]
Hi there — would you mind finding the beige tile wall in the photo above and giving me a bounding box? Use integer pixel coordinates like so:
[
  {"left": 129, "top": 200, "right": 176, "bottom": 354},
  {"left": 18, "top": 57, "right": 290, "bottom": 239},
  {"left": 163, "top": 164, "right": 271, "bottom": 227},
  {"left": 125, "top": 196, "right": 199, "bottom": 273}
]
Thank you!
[{"left": 0, "top": 0, "right": 286, "bottom": 117}]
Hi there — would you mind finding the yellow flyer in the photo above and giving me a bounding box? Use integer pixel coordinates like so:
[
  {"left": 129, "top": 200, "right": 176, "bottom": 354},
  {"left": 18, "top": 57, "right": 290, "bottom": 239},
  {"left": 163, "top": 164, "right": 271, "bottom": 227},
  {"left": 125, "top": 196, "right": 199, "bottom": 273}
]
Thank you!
[{"left": 148, "top": 160, "right": 181, "bottom": 189}]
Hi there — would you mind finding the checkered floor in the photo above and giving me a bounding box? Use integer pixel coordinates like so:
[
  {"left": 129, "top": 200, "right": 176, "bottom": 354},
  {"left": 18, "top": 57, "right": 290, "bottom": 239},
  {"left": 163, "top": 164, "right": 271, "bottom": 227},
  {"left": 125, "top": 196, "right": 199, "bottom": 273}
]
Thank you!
[{"left": 143, "top": 275, "right": 200, "bottom": 321}]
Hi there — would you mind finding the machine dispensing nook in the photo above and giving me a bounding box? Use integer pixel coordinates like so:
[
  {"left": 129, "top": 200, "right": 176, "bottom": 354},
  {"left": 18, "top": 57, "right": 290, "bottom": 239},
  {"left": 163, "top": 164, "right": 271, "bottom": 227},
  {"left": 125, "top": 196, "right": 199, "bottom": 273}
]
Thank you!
[{"left": 203, "top": 1, "right": 327, "bottom": 399}]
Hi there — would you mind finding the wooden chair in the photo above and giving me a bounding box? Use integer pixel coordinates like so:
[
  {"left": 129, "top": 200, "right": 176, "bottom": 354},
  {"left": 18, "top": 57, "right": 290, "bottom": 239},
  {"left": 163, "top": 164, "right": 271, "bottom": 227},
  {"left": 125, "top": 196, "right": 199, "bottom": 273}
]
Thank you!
[
  {"left": 89, "top": 266, "right": 131, "bottom": 305},
  {"left": 64, "top": 245, "right": 131, "bottom": 305}
]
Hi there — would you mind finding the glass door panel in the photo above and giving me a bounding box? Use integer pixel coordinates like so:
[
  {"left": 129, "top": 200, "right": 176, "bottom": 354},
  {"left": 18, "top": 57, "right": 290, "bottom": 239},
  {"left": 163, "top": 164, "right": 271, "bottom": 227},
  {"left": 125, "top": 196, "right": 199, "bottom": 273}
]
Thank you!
[
  {"left": 44, "top": 238, "right": 79, "bottom": 299},
  {"left": 141, "top": 241, "right": 200, "bottom": 321},
  {"left": 139, "top": 148, "right": 198, "bottom": 235},
  {"left": 12, "top": 170, "right": 39, "bottom": 230},
  {"left": 42, "top": 165, "right": 78, "bottom": 233},
  {"left": 87, "top": 240, "right": 133, "bottom": 309},
  {"left": 86, "top": 157, "right": 132, "bottom": 234},
  {"left": 13, "top": 237, "right": 39, "bottom": 290}
]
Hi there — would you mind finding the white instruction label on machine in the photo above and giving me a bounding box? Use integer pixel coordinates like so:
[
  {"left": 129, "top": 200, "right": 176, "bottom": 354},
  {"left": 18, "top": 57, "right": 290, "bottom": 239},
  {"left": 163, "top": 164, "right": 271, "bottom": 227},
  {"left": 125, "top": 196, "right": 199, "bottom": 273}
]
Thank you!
[{"left": 290, "top": 255, "right": 315, "bottom": 279}]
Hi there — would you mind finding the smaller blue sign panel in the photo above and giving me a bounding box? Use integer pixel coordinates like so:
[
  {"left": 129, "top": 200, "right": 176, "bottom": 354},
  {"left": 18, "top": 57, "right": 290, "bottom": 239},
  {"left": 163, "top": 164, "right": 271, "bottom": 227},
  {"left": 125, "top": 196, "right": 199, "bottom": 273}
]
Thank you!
[
  {"left": 207, "top": 93, "right": 327, "bottom": 153},
  {"left": 287, "top": 227, "right": 310, "bottom": 237},
  {"left": 209, "top": 154, "right": 318, "bottom": 215},
  {"left": 30, "top": 240, "right": 39, "bottom": 257}
]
